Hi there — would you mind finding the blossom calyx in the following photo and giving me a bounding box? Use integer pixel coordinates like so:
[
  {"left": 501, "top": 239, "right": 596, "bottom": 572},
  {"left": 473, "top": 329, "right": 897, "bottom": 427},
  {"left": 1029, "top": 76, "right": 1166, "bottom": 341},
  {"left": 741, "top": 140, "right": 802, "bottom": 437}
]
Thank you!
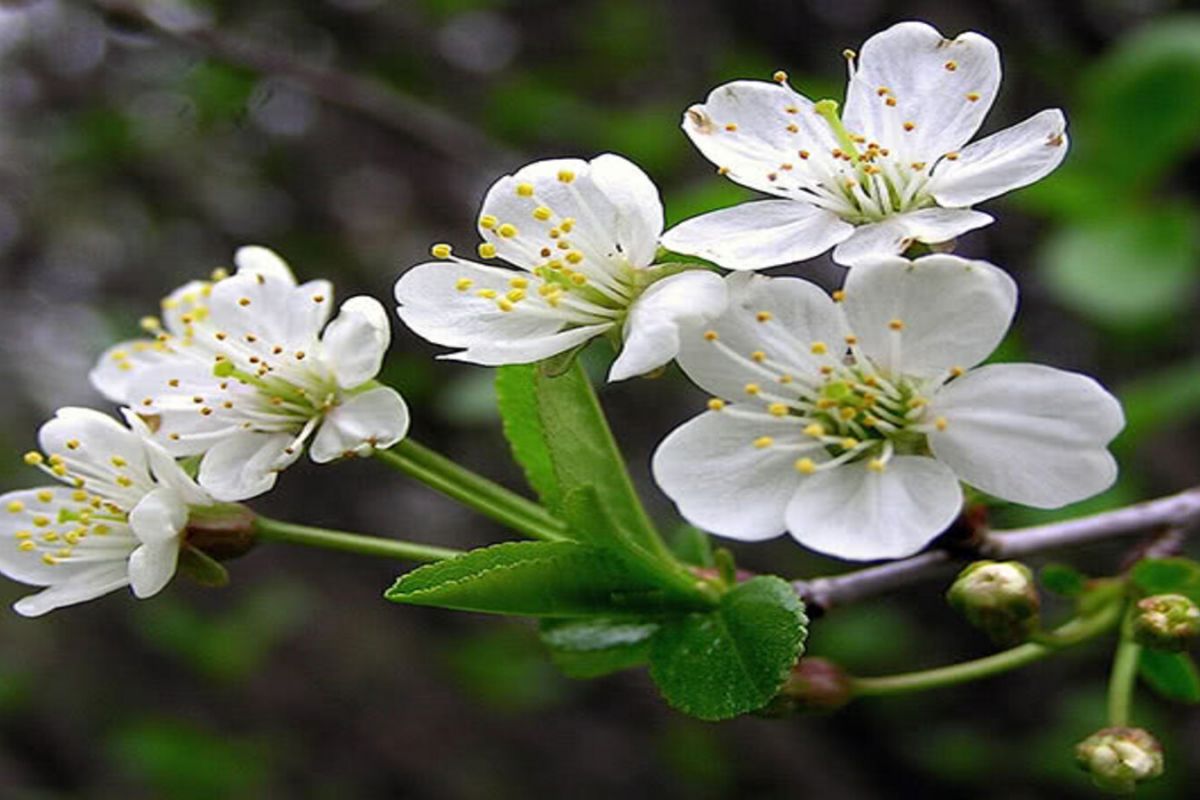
[
  {"left": 1132, "top": 593, "right": 1200, "bottom": 652},
  {"left": 767, "top": 657, "right": 853, "bottom": 714},
  {"left": 1075, "top": 727, "right": 1163, "bottom": 795},
  {"left": 947, "top": 560, "right": 1040, "bottom": 645},
  {"left": 185, "top": 503, "right": 258, "bottom": 561}
]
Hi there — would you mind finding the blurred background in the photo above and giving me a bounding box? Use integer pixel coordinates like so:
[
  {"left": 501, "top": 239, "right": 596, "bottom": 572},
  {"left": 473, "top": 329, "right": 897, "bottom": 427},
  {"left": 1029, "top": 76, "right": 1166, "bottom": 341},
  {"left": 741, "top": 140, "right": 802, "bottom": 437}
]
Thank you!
[{"left": 0, "top": 0, "right": 1197, "bottom": 796}]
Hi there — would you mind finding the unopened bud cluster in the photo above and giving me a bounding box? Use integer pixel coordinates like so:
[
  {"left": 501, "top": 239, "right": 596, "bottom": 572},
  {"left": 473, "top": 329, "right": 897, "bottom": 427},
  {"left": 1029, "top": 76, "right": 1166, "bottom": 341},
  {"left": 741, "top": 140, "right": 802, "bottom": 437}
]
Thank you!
[
  {"left": 946, "top": 560, "right": 1040, "bottom": 645},
  {"left": 1075, "top": 727, "right": 1163, "bottom": 794},
  {"left": 1132, "top": 593, "right": 1200, "bottom": 652}
]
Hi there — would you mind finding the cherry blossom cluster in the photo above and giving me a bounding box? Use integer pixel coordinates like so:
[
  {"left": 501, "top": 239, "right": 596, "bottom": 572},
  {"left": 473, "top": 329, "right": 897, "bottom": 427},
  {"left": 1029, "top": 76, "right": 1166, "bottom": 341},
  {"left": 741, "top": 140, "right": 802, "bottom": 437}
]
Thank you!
[{"left": 0, "top": 21, "right": 1123, "bottom": 615}]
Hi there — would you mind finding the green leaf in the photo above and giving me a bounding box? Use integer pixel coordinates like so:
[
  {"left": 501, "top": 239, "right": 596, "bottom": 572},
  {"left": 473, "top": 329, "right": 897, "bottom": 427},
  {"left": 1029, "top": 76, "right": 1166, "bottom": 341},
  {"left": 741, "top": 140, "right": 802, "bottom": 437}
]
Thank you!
[
  {"left": 541, "top": 618, "right": 659, "bottom": 679},
  {"left": 1039, "top": 563, "right": 1087, "bottom": 597},
  {"left": 648, "top": 577, "right": 808, "bottom": 721},
  {"left": 1039, "top": 208, "right": 1200, "bottom": 327},
  {"left": 668, "top": 525, "right": 716, "bottom": 569},
  {"left": 495, "top": 364, "right": 562, "bottom": 511},
  {"left": 386, "top": 541, "right": 706, "bottom": 618},
  {"left": 1130, "top": 558, "right": 1200, "bottom": 601},
  {"left": 495, "top": 361, "right": 662, "bottom": 554},
  {"left": 1139, "top": 649, "right": 1200, "bottom": 704}
]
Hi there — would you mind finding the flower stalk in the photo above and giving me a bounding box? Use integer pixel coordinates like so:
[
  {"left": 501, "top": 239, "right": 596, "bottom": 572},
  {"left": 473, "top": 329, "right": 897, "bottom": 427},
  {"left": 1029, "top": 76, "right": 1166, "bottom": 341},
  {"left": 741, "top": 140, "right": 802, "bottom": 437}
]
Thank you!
[{"left": 252, "top": 516, "right": 463, "bottom": 563}]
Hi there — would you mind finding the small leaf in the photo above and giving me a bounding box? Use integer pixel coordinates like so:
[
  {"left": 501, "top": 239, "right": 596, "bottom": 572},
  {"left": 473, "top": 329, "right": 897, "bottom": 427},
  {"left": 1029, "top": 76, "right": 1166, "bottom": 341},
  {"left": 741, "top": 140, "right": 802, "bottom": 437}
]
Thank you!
[
  {"left": 541, "top": 618, "right": 658, "bottom": 679},
  {"left": 649, "top": 576, "right": 808, "bottom": 721},
  {"left": 1139, "top": 649, "right": 1200, "bottom": 704},
  {"left": 386, "top": 541, "right": 707, "bottom": 618},
  {"left": 1039, "top": 563, "right": 1087, "bottom": 597},
  {"left": 176, "top": 546, "right": 230, "bottom": 588},
  {"left": 1130, "top": 558, "right": 1200, "bottom": 601},
  {"left": 495, "top": 361, "right": 663, "bottom": 554},
  {"left": 668, "top": 525, "right": 715, "bottom": 569}
]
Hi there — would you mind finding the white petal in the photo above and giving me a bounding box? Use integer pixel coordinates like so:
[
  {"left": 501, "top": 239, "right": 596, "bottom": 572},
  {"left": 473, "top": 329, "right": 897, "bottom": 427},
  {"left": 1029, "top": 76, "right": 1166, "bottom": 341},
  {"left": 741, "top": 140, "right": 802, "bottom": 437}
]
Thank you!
[
  {"left": 160, "top": 279, "right": 218, "bottom": 337},
  {"left": 208, "top": 268, "right": 331, "bottom": 352},
  {"left": 930, "top": 109, "right": 1069, "bottom": 207},
  {"left": 679, "top": 80, "right": 842, "bottom": 195},
  {"left": 310, "top": 387, "right": 410, "bottom": 463},
  {"left": 90, "top": 339, "right": 177, "bottom": 404},
  {"left": 39, "top": 407, "right": 150, "bottom": 479},
  {"left": 609, "top": 270, "right": 727, "bottom": 382},
  {"left": 843, "top": 21, "right": 1001, "bottom": 161},
  {"left": 928, "top": 363, "right": 1124, "bottom": 508},
  {"left": 652, "top": 411, "right": 813, "bottom": 541},
  {"left": 395, "top": 260, "right": 612, "bottom": 365},
  {"left": 676, "top": 272, "right": 846, "bottom": 401},
  {"left": 197, "top": 432, "right": 299, "bottom": 502},
  {"left": 0, "top": 488, "right": 134, "bottom": 585},
  {"left": 121, "top": 411, "right": 213, "bottom": 507},
  {"left": 128, "top": 487, "right": 188, "bottom": 545},
  {"left": 128, "top": 361, "right": 257, "bottom": 457},
  {"left": 321, "top": 296, "right": 390, "bottom": 389},
  {"left": 841, "top": 253, "right": 1016, "bottom": 376},
  {"left": 128, "top": 541, "right": 180, "bottom": 599},
  {"left": 233, "top": 245, "right": 297, "bottom": 284},
  {"left": 661, "top": 200, "right": 854, "bottom": 270},
  {"left": 587, "top": 153, "right": 664, "bottom": 267},
  {"left": 830, "top": 207, "right": 993, "bottom": 266},
  {"left": 478, "top": 156, "right": 658, "bottom": 272},
  {"left": 13, "top": 564, "right": 132, "bottom": 617},
  {"left": 784, "top": 456, "right": 963, "bottom": 561}
]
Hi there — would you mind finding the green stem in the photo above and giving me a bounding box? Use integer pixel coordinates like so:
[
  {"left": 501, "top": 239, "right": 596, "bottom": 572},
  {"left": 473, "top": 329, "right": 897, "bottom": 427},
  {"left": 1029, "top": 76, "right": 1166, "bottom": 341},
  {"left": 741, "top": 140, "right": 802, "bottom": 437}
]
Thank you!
[
  {"left": 1107, "top": 608, "right": 1141, "bottom": 727},
  {"left": 376, "top": 440, "right": 567, "bottom": 542},
  {"left": 253, "top": 516, "right": 463, "bottom": 562},
  {"left": 850, "top": 602, "right": 1124, "bottom": 698}
]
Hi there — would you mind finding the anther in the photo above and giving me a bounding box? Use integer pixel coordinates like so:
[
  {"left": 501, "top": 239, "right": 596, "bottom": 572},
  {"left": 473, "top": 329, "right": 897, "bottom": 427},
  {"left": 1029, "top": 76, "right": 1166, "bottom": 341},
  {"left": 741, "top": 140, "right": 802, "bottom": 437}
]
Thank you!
[
  {"left": 756, "top": 311, "right": 773, "bottom": 323},
  {"left": 431, "top": 243, "right": 453, "bottom": 259},
  {"left": 966, "top": 92, "right": 981, "bottom": 102},
  {"left": 803, "top": 423, "right": 825, "bottom": 437},
  {"left": 903, "top": 121, "right": 915, "bottom": 132},
  {"left": 795, "top": 458, "right": 816, "bottom": 475},
  {"left": 532, "top": 206, "right": 552, "bottom": 221},
  {"left": 238, "top": 297, "right": 251, "bottom": 307},
  {"left": 888, "top": 318, "right": 905, "bottom": 331},
  {"left": 707, "top": 398, "right": 726, "bottom": 411},
  {"left": 516, "top": 182, "right": 535, "bottom": 197},
  {"left": 832, "top": 290, "right": 846, "bottom": 302},
  {"left": 868, "top": 459, "right": 886, "bottom": 472},
  {"left": 23, "top": 452, "right": 43, "bottom": 466},
  {"left": 744, "top": 383, "right": 761, "bottom": 396},
  {"left": 773, "top": 70, "right": 788, "bottom": 84},
  {"left": 751, "top": 350, "right": 767, "bottom": 363},
  {"left": 810, "top": 341, "right": 828, "bottom": 355},
  {"left": 557, "top": 170, "right": 575, "bottom": 183},
  {"left": 703, "top": 330, "right": 719, "bottom": 341},
  {"left": 455, "top": 278, "right": 474, "bottom": 292},
  {"left": 498, "top": 223, "right": 518, "bottom": 238},
  {"left": 478, "top": 243, "right": 497, "bottom": 259},
  {"left": 935, "top": 416, "right": 948, "bottom": 431},
  {"left": 753, "top": 436, "right": 774, "bottom": 449},
  {"left": 944, "top": 60, "right": 957, "bottom": 71},
  {"left": 768, "top": 403, "right": 789, "bottom": 417},
  {"left": 479, "top": 215, "right": 497, "bottom": 230},
  {"left": 724, "top": 123, "right": 739, "bottom": 132}
]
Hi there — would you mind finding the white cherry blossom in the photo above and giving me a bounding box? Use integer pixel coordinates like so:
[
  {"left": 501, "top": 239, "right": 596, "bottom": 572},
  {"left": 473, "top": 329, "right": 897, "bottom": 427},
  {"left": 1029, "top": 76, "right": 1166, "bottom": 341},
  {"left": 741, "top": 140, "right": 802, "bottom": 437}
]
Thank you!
[
  {"left": 661, "top": 21, "right": 1069, "bottom": 269},
  {"left": 0, "top": 408, "right": 211, "bottom": 616},
  {"left": 652, "top": 255, "right": 1123, "bottom": 561},
  {"left": 90, "top": 247, "right": 410, "bottom": 502},
  {"left": 394, "top": 154, "right": 727, "bottom": 381}
]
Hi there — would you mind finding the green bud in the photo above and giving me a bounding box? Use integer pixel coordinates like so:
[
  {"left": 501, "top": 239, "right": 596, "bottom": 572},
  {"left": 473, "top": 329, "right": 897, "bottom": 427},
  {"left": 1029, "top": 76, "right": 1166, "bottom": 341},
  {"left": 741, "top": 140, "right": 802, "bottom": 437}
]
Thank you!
[
  {"left": 1132, "top": 593, "right": 1200, "bottom": 652},
  {"left": 946, "top": 560, "right": 1040, "bottom": 645},
  {"left": 1075, "top": 727, "right": 1163, "bottom": 794}
]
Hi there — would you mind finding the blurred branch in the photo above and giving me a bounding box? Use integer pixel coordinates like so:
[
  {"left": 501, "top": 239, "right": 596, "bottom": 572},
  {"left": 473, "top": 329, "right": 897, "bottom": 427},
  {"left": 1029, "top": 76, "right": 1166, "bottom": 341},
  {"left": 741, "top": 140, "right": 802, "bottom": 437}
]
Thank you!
[
  {"left": 795, "top": 487, "right": 1200, "bottom": 613},
  {"left": 94, "top": 1, "right": 519, "bottom": 168}
]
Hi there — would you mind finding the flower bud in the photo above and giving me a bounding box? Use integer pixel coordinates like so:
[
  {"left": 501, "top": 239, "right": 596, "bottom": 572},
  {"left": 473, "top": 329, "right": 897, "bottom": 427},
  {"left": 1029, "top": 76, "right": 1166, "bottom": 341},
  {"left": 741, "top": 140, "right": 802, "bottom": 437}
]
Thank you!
[
  {"left": 1075, "top": 727, "right": 1163, "bottom": 794},
  {"left": 946, "top": 560, "right": 1040, "bottom": 645},
  {"left": 1132, "top": 593, "right": 1200, "bottom": 652},
  {"left": 759, "top": 658, "right": 853, "bottom": 716}
]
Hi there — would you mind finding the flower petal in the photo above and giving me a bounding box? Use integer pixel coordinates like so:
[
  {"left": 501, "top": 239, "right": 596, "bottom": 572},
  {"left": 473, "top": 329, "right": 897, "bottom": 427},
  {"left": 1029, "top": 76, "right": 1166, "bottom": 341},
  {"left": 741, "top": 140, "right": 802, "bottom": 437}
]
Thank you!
[
  {"left": 128, "top": 541, "right": 180, "bottom": 599},
  {"left": 843, "top": 21, "right": 1001, "bottom": 162},
  {"left": 310, "top": 387, "right": 410, "bottom": 463},
  {"left": 661, "top": 200, "right": 854, "bottom": 270},
  {"left": 39, "top": 407, "right": 151, "bottom": 481},
  {"left": 128, "top": 487, "right": 188, "bottom": 545},
  {"left": 928, "top": 363, "right": 1124, "bottom": 508},
  {"left": 121, "top": 411, "right": 212, "bottom": 507},
  {"left": 679, "top": 80, "right": 841, "bottom": 196},
  {"left": 830, "top": 207, "right": 993, "bottom": 266},
  {"left": 208, "top": 266, "right": 332, "bottom": 352},
  {"left": 930, "top": 109, "right": 1069, "bottom": 207},
  {"left": 13, "top": 563, "right": 132, "bottom": 617},
  {"left": 197, "top": 431, "right": 299, "bottom": 502},
  {"left": 395, "top": 260, "right": 612, "bottom": 365},
  {"left": 587, "top": 153, "right": 665, "bottom": 267},
  {"left": 784, "top": 456, "right": 963, "bottom": 561},
  {"left": 841, "top": 254, "right": 1016, "bottom": 376},
  {"left": 609, "top": 270, "right": 727, "bottom": 382},
  {"left": 90, "top": 339, "right": 177, "bottom": 404},
  {"left": 652, "top": 410, "right": 815, "bottom": 541},
  {"left": 321, "top": 296, "right": 391, "bottom": 389},
  {"left": 676, "top": 272, "right": 847, "bottom": 401},
  {"left": 0, "top": 488, "right": 134, "bottom": 585},
  {"left": 233, "top": 245, "right": 297, "bottom": 284}
]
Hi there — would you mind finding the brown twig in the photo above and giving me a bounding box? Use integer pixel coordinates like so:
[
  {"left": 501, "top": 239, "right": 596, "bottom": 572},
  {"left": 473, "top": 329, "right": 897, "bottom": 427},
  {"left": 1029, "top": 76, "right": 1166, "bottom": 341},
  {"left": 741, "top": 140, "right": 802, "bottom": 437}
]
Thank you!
[{"left": 795, "top": 487, "right": 1200, "bottom": 613}]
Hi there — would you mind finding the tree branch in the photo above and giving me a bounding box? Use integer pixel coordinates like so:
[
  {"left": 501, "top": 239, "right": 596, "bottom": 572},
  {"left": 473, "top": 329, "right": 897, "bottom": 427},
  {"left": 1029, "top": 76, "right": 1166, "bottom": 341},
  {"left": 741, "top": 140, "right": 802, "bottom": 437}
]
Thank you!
[
  {"left": 795, "top": 487, "right": 1200, "bottom": 613},
  {"left": 94, "top": 1, "right": 518, "bottom": 169}
]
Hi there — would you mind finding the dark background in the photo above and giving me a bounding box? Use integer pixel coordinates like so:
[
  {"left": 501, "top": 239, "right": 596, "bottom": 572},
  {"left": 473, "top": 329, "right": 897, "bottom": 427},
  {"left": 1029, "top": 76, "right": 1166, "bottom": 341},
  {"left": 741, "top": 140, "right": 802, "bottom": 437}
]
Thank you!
[{"left": 0, "top": 0, "right": 1197, "bottom": 797}]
